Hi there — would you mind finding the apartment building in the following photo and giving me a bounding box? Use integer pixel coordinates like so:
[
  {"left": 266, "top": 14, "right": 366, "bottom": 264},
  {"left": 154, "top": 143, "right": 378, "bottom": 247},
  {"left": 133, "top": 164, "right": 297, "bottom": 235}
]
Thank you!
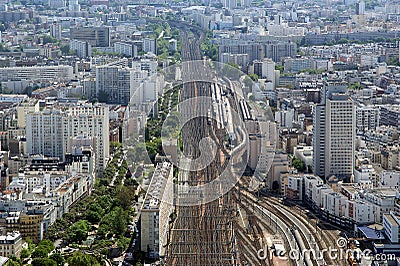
[
  {"left": 25, "top": 102, "right": 109, "bottom": 176},
  {"left": 0, "top": 231, "right": 25, "bottom": 257},
  {"left": 140, "top": 162, "right": 173, "bottom": 258},
  {"left": 0, "top": 66, "right": 73, "bottom": 82}
]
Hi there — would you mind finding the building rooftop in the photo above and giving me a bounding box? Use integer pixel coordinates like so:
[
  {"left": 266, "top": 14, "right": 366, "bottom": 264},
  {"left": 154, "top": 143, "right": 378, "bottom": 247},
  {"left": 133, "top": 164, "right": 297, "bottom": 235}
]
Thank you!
[
  {"left": 384, "top": 213, "right": 400, "bottom": 227},
  {"left": 142, "top": 162, "right": 172, "bottom": 211},
  {"left": 0, "top": 231, "right": 21, "bottom": 243}
]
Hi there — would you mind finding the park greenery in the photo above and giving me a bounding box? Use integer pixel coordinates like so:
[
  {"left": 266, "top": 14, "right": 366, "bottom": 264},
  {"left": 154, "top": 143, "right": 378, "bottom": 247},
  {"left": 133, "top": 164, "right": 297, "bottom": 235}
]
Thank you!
[
  {"left": 12, "top": 142, "right": 141, "bottom": 265},
  {"left": 145, "top": 86, "right": 179, "bottom": 163},
  {"left": 138, "top": 20, "right": 182, "bottom": 63},
  {"left": 200, "top": 31, "right": 218, "bottom": 61}
]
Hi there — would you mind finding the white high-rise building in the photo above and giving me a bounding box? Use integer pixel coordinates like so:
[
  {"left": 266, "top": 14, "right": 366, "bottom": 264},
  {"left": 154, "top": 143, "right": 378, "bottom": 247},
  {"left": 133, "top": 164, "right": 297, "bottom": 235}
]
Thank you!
[
  {"left": 222, "top": 0, "right": 237, "bottom": 9},
  {"left": 69, "top": 0, "right": 80, "bottom": 11},
  {"left": 95, "top": 59, "right": 132, "bottom": 105},
  {"left": 26, "top": 102, "right": 109, "bottom": 176},
  {"left": 49, "top": 0, "right": 66, "bottom": 9},
  {"left": 356, "top": 1, "right": 365, "bottom": 15},
  {"left": 241, "top": 0, "right": 251, "bottom": 7},
  {"left": 50, "top": 22, "right": 62, "bottom": 39},
  {"left": 313, "top": 85, "right": 355, "bottom": 179},
  {"left": 143, "top": 38, "right": 157, "bottom": 54},
  {"left": 130, "top": 59, "right": 159, "bottom": 107},
  {"left": 0, "top": 66, "right": 73, "bottom": 82},
  {"left": 324, "top": 93, "right": 356, "bottom": 179},
  {"left": 26, "top": 109, "right": 64, "bottom": 159},
  {"left": 262, "top": 58, "right": 276, "bottom": 85},
  {"left": 70, "top": 39, "right": 92, "bottom": 58}
]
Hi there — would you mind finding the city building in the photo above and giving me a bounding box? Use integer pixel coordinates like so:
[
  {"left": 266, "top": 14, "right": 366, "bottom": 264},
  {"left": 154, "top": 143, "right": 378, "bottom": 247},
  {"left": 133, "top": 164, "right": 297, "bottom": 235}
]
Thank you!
[
  {"left": 218, "top": 41, "right": 296, "bottom": 64},
  {"left": 140, "top": 162, "right": 173, "bottom": 258},
  {"left": 143, "top": 38, "right": 157, "bottom": 54},
  {"left": 49, "top": 22, "right": 62, "bottom": 39},
  {"left": 95, "top": 59, "right": 133, "bottom": 104},
  {"left": 0, "top": 66, "right": 73, "bottom": 82},
  {"left": 380, "top": 106, "right": 400, "bottom": 131},
  {"left": 356, "top": 1, "right": 365, "bottom": 15},
  {"left": 70, "top": 39, "right": 92, "bottom": 58},
  {"left": 26, "top": 102, "right": 109, "bottom": 176},
  {"left": 0, "top": 231, "right": 25, "bottom": 257},
  {"left": 69, "top": 0, "right": 80, "bottom": 12},
  {"left": 70, "top": 27, "right": 110, "bottom": 47},
  {"left": 114, "top": 42, "right": 138, "bottom": 57},
  {"left": 313, "top": 86, "right": 356, "bottom": 179},
  {"left": 356, "top": 105, "right": 379, "bottom": 135},
  {"left": 383, "top": 211, "right": 400, "bottom": 243},
  {"left": 222, "top": 0, "right": 237, "bottom": 9}
]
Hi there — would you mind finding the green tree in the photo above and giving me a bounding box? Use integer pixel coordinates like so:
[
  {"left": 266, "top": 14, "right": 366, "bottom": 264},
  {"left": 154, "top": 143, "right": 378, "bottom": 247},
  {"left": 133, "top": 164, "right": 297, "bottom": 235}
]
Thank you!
[
  {"left": 292, "top": 157, "right": 305, "bottom": 171},
  {"left": 31, "top": 246, "right": 49, "bottom": 258},
  {"left": 38, "top": 240, "right": 55, "bottom": 253},
  {"left": 275, "top": 65, "right": 284, "bottom": 72},
  {"left": 348, "top": 82, "right": 362, "bottom": 91},
  {"left": 67, "top": 252, "right": 100, "bottom": 266},
  {"left": 248, "top": 73, "right": 258, "bottom": 81},
  {"left": 49, "top": 253, "right": 65, "bottom": 266},
  {"left": 111, "top": 207, "right": 129, "bottom": 236},
  {"left": 86, "top": 203, "right": 105, "bottom": 223},
  {"left": 67, "top": 220, "right": 90, "bottom": 243},
  {"left": 20, "top": 248, "right": 30, "bottom": 259},
  {"left": 31, "top": 258, "right": 57, "bottom": 266},
  {"left": 0, "top": 43, "right": 9, "bottom": 52},
  {"left": 243, "top": 76, "right": 253, "bottom": 88},
  {"left": 42, "top": 35, "right": 58, "bottom": 44},
  {"left": 60, "top": 44, "right": 70, "bottom": 55},
  {"left": 5, "top": 256, "right": 22, "bottom": 266},
  {"left": 116, "top": 186, "right": 135, "bottom": 210},
  {"left": 117, "top": 236, "right": 130, "bottom": 251}
]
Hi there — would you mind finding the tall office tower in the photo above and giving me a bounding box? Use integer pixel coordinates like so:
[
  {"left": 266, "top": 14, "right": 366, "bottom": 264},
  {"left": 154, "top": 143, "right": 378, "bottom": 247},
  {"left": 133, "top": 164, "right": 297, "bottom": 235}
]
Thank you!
[
  {"left": 26, "top": 103, "right": 109, "bottom": 176},
  {"left": 313, "top": 86, "right": 355, "bottom": 179},
  {"left": 69, "top": 0, "right": 80, "bottom": 11},
  {"left": 70, "top": 27, "right": 110, "bottom": 47},
  {"left": 50, "top": 22, "right": 62, "bottom": 39},
  {"left": 356, "top": 1, "right": 365, "bottom": 15}
]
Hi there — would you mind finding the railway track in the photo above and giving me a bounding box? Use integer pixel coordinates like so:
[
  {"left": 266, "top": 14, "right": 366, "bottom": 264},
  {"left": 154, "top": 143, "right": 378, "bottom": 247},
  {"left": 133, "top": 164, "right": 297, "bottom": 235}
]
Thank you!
[
  {"left": 261, "top": 195, "right": 344, "bottom": 266},
  {"left": 238, "top": 176, "right": 329, "bottom": 265},
  {"left": 165, "top": 24, "right": 237, "bottom": 266}
]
